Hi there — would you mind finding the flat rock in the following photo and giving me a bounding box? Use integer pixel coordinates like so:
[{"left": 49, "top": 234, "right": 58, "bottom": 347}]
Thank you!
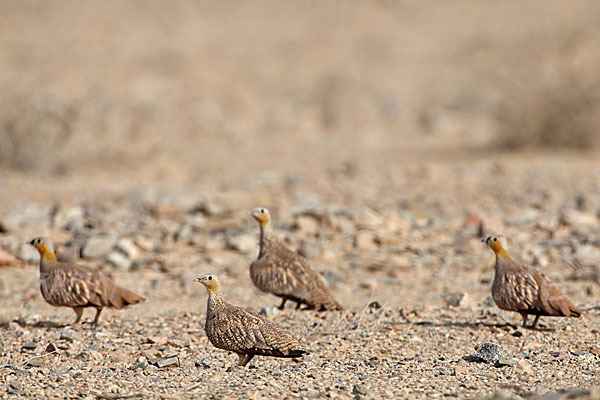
[
  {"left": 22, "top": 342, "right": 38, "bottom": 351},
  {"left": 148, "top": 355, "right": 180, "bottom": 368},
  {"left": 107, "top": 251, "right": 131, "bottom": 270},
  {"left": 82, "top": 236, "right": 117, "bottom": 259}
]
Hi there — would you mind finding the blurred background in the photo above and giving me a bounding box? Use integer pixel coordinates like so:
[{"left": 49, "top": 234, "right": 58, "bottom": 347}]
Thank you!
[{"left": 1, "top": 0, "right": 599, "bottom": 191}]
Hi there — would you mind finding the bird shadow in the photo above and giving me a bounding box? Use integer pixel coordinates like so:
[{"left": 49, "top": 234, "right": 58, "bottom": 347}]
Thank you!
[
  {"left": 389, "top": 319, "right": 556, "bottom": 332},
  {"left": 20, "top": 320, "right": 69, "bottom": 329}
]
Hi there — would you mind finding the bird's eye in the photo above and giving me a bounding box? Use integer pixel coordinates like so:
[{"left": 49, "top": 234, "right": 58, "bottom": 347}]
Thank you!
[
  {"left": 493, "top": 238, "right": 497, "bottom": 242},
  {"left": 260, "top": 209, "right": 264, "bottom": 213},
  {"left": 208, "top": 276, "right": 212, "bottom": 280}
]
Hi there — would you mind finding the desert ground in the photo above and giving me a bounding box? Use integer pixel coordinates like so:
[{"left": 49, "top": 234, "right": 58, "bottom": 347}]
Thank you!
[{"left": 1, "top": 1, "right": 600, "bottom": 399}]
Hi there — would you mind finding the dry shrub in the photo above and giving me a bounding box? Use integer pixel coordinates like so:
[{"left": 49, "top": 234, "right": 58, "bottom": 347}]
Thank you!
[
  {"left": 0, "top": 94, "right": 76, "bottom": 173},
  {"left": 495, "top": 76, "right": 600, "bottom": 150},
  {"left": 493, "top": 35, "right": 600, "bottom": 151}
]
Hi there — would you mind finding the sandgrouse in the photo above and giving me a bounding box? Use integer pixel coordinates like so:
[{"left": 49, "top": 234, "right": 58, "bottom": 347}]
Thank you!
[
  {"left": 29, "top": 237, "right": 145, "bottom": 325},
  {"left": 483, "top": 235, "right": 581, "bottom": 329},
  {"left": 248, "top": 207, "right": 343, "bottom": 311},
  {"left": 194, "top": 274, "right": 307, "bottom": 367}
]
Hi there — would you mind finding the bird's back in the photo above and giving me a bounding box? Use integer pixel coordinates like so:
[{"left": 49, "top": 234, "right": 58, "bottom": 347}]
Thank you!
[
  {"left": 205, "top": 301, "right": 305, "bottom": 357},
  {"left": 251, "top": 238, "right": 342, "bottom": 310},
  {"left": 493, "top": 257, "right": 580, "bottom": 317},
  {"left": 40, "top": 260, "right": 143, "bottom": 309}
]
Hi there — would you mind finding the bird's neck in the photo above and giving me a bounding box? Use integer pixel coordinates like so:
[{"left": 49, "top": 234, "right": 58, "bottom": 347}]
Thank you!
[
  {"left": 207, "top": 290, "right": 224, "bottom": 312},
  {"left": 494, "top": 249, "right": 511, "bottom": 260},
  {"left": 494, "top": 251, "right": 513, "bottom": 274},
  {"left": 39, "top": 252, "right": 56, "bottom": 274},
  {"left": 258, "top": 222, "right": 274, "bottom": 257},
  {"left": 41, "top": 252, "right": 57, "bottom": 261}
]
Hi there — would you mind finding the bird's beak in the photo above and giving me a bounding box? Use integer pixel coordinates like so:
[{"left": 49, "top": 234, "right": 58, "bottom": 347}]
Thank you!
[
  {"left": 26, "top": 240, "right": 33, "bottom": 245},
  {"left": 248, "top": 210, "right": 253, "bottom": 215},
  {"left": 193, "top": 278, "right": 201, "bottom": 282}
]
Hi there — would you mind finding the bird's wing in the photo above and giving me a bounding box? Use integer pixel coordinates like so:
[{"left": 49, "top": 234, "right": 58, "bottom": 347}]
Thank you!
[
  {"left": 41, "top": 262, "right": 109, "bottom": 307},
  {"left": 210, "top": 305, "right": 301, "bottom": 356}
]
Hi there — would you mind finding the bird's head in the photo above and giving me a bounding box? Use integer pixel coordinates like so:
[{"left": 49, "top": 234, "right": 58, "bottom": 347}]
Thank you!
[
  {"left": 482, "top": 234, "right": 510, "bottom": 258},
  {"left": 28, "top": 237, "right": 56, "bottom": 260},
  {"left": 194, "top": 274, "right": 220, "bottom": 294},
  {"left": 248, "top": 207, "right": 272, "bottom": 228}
]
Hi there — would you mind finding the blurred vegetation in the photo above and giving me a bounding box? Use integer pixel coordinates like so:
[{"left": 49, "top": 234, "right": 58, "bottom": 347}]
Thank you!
[{"left": 0, "top": 1, "right": 599, "bottom": 175}]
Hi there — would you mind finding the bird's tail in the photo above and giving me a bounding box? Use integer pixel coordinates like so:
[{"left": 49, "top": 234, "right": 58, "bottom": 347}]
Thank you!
[{"left": 110, "top": 286, "right": 145, "bottom": 309}]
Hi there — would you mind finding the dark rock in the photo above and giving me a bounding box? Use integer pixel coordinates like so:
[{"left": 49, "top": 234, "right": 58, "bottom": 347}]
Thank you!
[
  {"left": 22, "top": 342, "right": 38, "bottom": 351},
  {"left": 368, "top": 301, "right": 381, "bottom": 309},
  {"left": 463, "top": 342, "right": 506, "bottom": 364},
  {"left": 46, "top": 342, "right": 58, "bottom": 353}
]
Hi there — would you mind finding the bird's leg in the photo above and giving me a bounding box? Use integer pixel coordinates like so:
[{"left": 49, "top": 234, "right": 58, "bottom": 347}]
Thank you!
[
  {"left": 238, "top": 354, "right": 254, "bottom": 367},
  {"left": 72, "top": 307, "right": 84, "bottom": 324},
  {"left": 278, "top": 298, "right": 287, "bottom": 310},
  {"left": 93, "top": 307, "right": 103, "bottom": 325},
  {"left": 530, "top": 315, "right": 541, "bottom": 330},
  {"left": 295, "top": 301, "right": 302, "bottom": 310},
  {"left": 520, "top": 312, "right": 528, "bottom": 328}
]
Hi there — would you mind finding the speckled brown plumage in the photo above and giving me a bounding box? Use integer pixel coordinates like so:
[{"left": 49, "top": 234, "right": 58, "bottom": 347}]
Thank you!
[
  {"left": 484, "top": 235, "right": 581, "bottom": 329},
  {"left": 29, "top": 237, "right": 145, "bottom": 325},
  {"left": 248, "top": 208, "right": 343, "bottom": 311},
  {"left": 194, "top": 274, "right": 307, "bottom": 367}
]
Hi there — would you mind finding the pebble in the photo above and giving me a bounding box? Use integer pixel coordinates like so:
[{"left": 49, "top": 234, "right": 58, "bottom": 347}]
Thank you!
[
  {"left": 352, "top": 384, "right": 370, "bottom": 397},
  {"left": 226, "top": 234, "right": 256, "bottom": 254},
  {"left": 17, "top": 245, "right": 39, "bottom": 263},
  {"left": 115, "top": 238, "right": 139, "bottom": 259},
  {"left": 259, "top": 306, "right": 281, "bottom": 317},
  {"left": 107, "top": 251, "right": 131, "bottom": 270},
  {"left": 82, "top": 235, "right": 117, "bottom": 259},
  {"left": 148, "top": 355, "right": 180, "bottom": 368},
  {"left": 22, "top": 342, "right": 38, "bottom": 351},
  {"left": 494, "top": 358, "right": 519, "bottom": 368},
  {"left": 444, "top": 292, "right": 471, "bottom": 308},
  {"left": 7, "top": 378, "right": 22, "bottom": 395},
  {"left": 53, "top": 206, "right": 85, "bottom": 231},
  {"left": 45, "top": 342, "right": 58, "bottom": 353}
]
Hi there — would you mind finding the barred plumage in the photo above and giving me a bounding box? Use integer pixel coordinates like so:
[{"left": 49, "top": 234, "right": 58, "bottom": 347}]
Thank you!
[
  {"left": 29, "top": 237, "right": 145, "bottom": 325},
  {"left": 248, "top": 207, "right": 343, "bottom": 311},
  {"left": 194, "top": 274, "right": 307, "bottom": 367},
  {"left": 483, "top": 235, "right": 581, "bottom": 329}
]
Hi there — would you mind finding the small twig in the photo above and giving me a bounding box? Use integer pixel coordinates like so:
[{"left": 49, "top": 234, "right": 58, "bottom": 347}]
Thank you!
[
  {"left": 22, "top": 349, "right": 57, "bottom": 367},
  {"left": 187, "top": 383, "right": 202, "bottom": 392},
  {"left": 354, "top": 289, "right": 376, "bottom": 330}
]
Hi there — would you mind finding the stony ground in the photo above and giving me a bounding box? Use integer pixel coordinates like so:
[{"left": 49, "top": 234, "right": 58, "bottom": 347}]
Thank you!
[{"left": 1, "top": 154, "right": 600, "bottom": 399}]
